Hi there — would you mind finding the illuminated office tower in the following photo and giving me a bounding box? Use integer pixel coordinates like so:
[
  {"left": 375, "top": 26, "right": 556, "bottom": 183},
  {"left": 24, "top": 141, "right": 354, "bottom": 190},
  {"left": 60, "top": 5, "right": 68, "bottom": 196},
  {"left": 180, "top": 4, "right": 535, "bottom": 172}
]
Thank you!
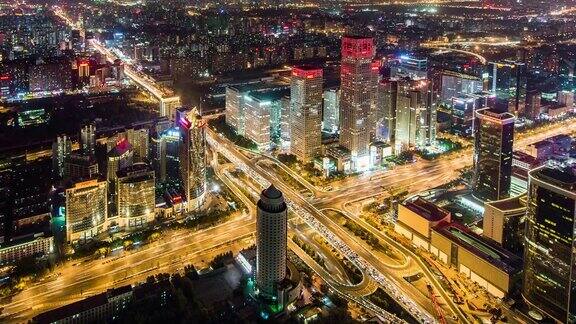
[
  {"left": 160, "top": 96, "right": 181, "bottom": 120},
  {"left": 65, "top": 179, "right": 107, "bottom": 242},
  {"left": 280, "top": 95, "right": 291, "bottom": 143},
  {"left": 523, "top": 164, "right": 576, "bottom": 323},
  {"left": 339, "top": 36, "right": 375, "bottom": 166},
  {"left": 244, "top": 93, "right": 272, "bottom": 150},
  {"left": 177, "top": 108, "right": 206, "bottom": 211},
  {"left": 290, "top": 66, "right": 323, "bottom": 162},
  {"left": 226, "top": 86, "right": 245, "bottom": 136},
  {"left": 440, "top": 71, "right": 483, "bottom": 103},
  {"left": 125, "top": 128, "right": 149, "bottom": 162},
  {"left": 107, "top": 138, "right": 134, "bottom": 182},
  {"left": 392, "top": 55, "right": 428, "bottom": 80},
  {"left": 52, "top": 134, "right": 72, "bottom": 177},
  {"left": 376, "top": 79, "right": 397, "bottom": 143},
  {"left": 156, "top": 127, "right": 181, "bottom": 183},
  {"left": 256, "top": 185, "right": 288, "bottom": 300},
  {"left": 394, "top": 79, "right": 435, "bottom": 152},
  {"left": 488, "top": 61, "right": 527, "bottom": 116},
  {"left": 322, "top": 87, "right": 340, "bottom": 134},
  {"left": 80, "top": 123, "right": 96, "bottom": 157},
  {"left": 116, "top": 163, "right": 155, "bottom": 230},
  {"left": 472, "top": 108, "right": 515, "bottom": 202},
  {"left": 64, "top": 153, "right": 99, "bottom": 181}
]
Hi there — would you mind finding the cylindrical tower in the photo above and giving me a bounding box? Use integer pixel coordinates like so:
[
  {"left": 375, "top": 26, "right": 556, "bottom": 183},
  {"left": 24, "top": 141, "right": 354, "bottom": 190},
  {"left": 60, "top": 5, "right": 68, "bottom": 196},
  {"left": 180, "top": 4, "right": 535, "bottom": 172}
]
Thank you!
[{"left": 256, "top": 184, "right": 288, "bottom": 300}]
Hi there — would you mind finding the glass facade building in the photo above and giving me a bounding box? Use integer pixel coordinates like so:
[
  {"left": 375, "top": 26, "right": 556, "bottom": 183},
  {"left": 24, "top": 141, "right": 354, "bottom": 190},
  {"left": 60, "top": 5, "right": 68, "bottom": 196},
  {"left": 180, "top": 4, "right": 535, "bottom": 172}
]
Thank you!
[
  {"left": 65, "top": 179, "right": 107, "bottom": 242},
  {"left": 472, "top": 108, "right": 515, "bottom": 202},
  {"left": 339, "top": 36, "right": 376, "bottom": 162},
  {"left": 488, "top": 61, "right": 527, "bottom": 116},
  {"left": 290, "top": 66, "right": 323, "bottom": 162},
  {"left": 177, "top": 108, "right": 206, "bottom": 211},
  {"left": 523, "top": 164, "right": 576, "bottom": 323},
  {"left": 116, "top": 163, "right": 155, "bottom": 230}
]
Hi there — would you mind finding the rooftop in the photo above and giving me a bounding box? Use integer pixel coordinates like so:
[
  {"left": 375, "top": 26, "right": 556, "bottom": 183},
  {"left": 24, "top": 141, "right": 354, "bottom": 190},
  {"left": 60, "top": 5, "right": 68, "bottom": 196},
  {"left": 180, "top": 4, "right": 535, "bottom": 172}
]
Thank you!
[
  {"left": 403, "top": 197, "right": 451, "bottom": 222},
  {"left": 262, "top": 184, "right": 282, "bottom": 200},
  {"left": 117, "top": 162, "right": 153, "bottom": 178},
  {"left": 485, "top": 194, "right": 526, "bottom": 212},
  {"left": 475, "top": 108, "right": 515, "bottom": 123},
  {"left": 32, "top": 285, "right": 132, "bottom": 323},
  {"left": 247, "top": 88, "right": 290, "bottom": 102},
  {"left": 531, "top": 164, "right": 576, "bottom": 192},
  {"left": 433, "top": 222, "right": 522, "bottom": 275}
]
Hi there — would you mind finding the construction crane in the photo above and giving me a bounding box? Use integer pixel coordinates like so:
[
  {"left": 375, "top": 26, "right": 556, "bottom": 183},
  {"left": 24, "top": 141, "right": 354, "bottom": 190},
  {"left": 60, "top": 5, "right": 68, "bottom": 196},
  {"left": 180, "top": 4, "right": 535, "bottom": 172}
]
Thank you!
[{"left": 427, "top": 283, "right": 447, "bottom": 324}]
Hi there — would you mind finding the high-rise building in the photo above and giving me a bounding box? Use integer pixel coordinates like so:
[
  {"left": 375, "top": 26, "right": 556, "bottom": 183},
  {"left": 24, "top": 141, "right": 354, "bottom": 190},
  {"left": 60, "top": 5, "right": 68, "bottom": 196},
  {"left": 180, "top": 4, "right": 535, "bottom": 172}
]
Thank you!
[
  {"left": 525, "top": 89, "right": 541, "bottom": 120},
  {"left": 80, "top": 123, "right": 96, "bottom": 157},
  {"left": 280, "top": 95, "right": 291, "bottom": 143},
  {"left": 339, "top": 36, "right": 376, "bottom": 167},
  {"left": 125, "top": 128, "right": 149, "bottom": 163},
  {"left": 65, "top": 179, "right": 107, "bottom": 242},
  {"left": 487, "top": 61, "right": 527, "bottom": 116},
  {"left": 107, "top": 138, "right": 134, "bottom": 215},
  {"left": 256, "top": 185, "right": 288, "bottom": 300},
  {"left": 246, "top": 90, "right": 290, "bottom": 149},
  {"left": 160, "top": 96, "right": 181, "bottom": 120},
  {"left": 472, "top": 108, "right": 515, "bottom": 201},
  {"left": 52, "top": 135, "right": 72, "bottom": 178},
  {"left": 523, "top": 164, "right": 576, "bottom": 323},
  {"left": 116, "top": 163, "right": 155, "bottom": 231},
  {"left": 107, "top": 138, "right": 134, "bottom": 183},
  {"left": 153, "top": 127, "right": 180, "bottom": 184},
  {"left": 322, "top": 87, "right": 340, "bottom": 134},
  {"left": 482, "top": 194, "right": 526, "bottom": 255},
  {"left": 376, "top": 79, "right": 397, "bottom": 143},
  {"left": 290, "top": 66, "right": 323, "bottom": 162},
  {"left": 64, "top": 153, "right": 99, "bottom": 181},
  {"left": 394, "top": 79, "right": 436, "bottom": 152},
  {"left": 392, "top": 55, "right": 428, "bottom": 80},
  {"left": 440, "top": 71, "right": 484, "bottom": 104},
  {"left": 177, "top": 108, "right": 206, "bottom": 211},
  {"left": 225, "top": 86, "right": 245, "bottom": 136}
]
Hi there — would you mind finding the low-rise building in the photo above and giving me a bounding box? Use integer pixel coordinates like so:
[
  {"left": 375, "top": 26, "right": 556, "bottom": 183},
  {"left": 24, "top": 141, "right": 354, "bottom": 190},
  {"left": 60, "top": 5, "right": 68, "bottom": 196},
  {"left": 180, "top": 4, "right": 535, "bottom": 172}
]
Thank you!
[
  {"left": 0, "top": 234, "right": 53, "bottom": 264},
  {"left": 430, "top": 222, "right": 522, "bottom": 298},
  {"left": 395, "top": 197, "right": 451, "bottom": 250},
  {"left": 394, "top": 197, "right": 522, "bottom": 298},
  {"left": 32, "top": 285, "right": 132, "bottom": 324}
]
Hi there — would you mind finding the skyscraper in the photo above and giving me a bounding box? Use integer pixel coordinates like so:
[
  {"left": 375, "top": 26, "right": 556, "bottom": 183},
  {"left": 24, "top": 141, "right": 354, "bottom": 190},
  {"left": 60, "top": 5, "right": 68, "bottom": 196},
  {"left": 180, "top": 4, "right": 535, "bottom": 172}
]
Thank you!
[
  {"left": 392, "top": 55, "right": 428, "bottom": 80},
  {"left": 52, "top": 134, "right": 72, "bottom": 178},
  {"left": 523, "top": 163, "right": 576, "bottom": 323},
  {"left": 65, "top": 179, "right": 107, "bottom": 242},
  {"left": 116, "top": 163, "right": 155, "bottom": 230},
  {"left": 80, "top": 123, "right": 96, "bottom": 157},
  {"left": 339, "top": 36, "right": 375, "bottom": 167},
  {"left": 376, "top": 79, "right": 397, "bottom": 143},
  {"left": 125, "top": 128, "right": 149, "bottom": 163},
  {"left": 152, "top": 127, "right": 181, "bottom": 184},
  {"left": 488, "top": 61, "right": 527, "bottom": 116},
  {"left": 290, "top": 66, "right": 323, "bottom": 162},
  {"left": 107, "top": 138, "right": 134, "bottom": 183},
  {"left": 472, "top": 108, "right": 515, "bottom": 201},
  {"left": 256, "top": 185, "right": 287, "bottom": 301},
  {"left": 393, "top": 79, "right": 436, "bottom": 152},
  {"left": 177, "top": 107, "right": 206, "bottom": 211},
  {"left": 322, "top": 87, "right": 340, "bottom": 134}
]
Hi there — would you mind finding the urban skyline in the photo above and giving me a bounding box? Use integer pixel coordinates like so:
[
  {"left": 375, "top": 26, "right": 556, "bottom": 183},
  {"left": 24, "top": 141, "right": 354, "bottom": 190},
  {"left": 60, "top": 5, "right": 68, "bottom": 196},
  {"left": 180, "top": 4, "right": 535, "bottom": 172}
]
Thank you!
[{"left": 0, "top": 0, "right": 576, "bottom": 323}]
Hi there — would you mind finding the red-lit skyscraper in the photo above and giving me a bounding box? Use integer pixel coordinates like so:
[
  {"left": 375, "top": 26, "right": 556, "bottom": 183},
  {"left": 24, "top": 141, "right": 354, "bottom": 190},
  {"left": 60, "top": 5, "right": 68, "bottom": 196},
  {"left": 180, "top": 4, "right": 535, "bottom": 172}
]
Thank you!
[{"left": 339, "top": 36, "right": 376, "bottom": 169}]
